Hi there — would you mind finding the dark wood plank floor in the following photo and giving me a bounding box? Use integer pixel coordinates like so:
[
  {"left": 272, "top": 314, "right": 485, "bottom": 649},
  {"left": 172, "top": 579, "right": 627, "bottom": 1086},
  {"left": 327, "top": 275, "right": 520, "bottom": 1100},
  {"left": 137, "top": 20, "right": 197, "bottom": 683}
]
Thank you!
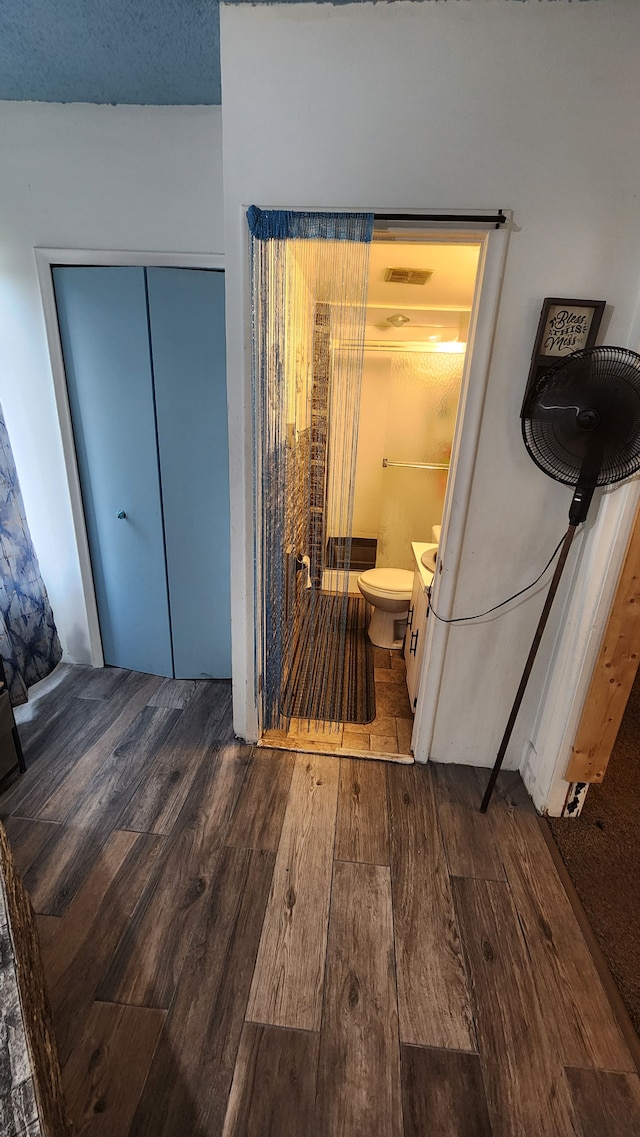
[{"left": 2, "top": 662, "right": 639, "bottom": 1136}]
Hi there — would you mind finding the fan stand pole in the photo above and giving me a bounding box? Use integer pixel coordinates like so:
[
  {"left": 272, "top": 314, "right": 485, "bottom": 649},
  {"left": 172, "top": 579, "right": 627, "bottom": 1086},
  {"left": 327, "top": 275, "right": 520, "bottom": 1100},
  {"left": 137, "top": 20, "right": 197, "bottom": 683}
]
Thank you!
[{"left": 480, "top": 524, "right": 578, "bottom": 813}]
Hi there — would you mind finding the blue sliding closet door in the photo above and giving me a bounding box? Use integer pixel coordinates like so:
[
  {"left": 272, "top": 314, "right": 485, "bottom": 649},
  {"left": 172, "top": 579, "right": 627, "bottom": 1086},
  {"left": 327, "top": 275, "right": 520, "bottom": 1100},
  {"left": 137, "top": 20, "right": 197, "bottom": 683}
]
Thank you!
[
  {"left": 54, "top": 267, "right": 173, "bottom": 676},
  {"left": 53, "top": 265, "right": 231, "bottom": 679},
  {"left": 146, "top": 268, "right": 231, "bottom": 679}
]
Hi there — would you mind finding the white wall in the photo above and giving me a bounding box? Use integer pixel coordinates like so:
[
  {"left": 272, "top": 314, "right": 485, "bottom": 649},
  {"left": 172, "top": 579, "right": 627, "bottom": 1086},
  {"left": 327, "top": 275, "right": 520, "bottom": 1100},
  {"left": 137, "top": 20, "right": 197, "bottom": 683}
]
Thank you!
[
  {"left": 0, "top": 102, "right": 224, "bottom": 662},
  {"left": 220, "top": 0, "right": 640, "bottom": 802}
]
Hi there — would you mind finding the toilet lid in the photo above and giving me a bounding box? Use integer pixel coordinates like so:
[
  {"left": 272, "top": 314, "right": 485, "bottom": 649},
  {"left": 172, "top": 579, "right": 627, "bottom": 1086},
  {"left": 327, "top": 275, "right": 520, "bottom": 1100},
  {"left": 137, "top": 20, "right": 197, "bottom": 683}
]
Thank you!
[{"left": 359, "top": 568, "right": 414, "bottom": 595}]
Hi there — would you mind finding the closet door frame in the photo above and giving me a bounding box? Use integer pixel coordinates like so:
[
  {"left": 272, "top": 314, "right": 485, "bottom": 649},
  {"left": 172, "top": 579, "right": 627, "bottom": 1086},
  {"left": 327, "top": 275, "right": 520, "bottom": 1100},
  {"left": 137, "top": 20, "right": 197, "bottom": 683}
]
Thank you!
[{"left": 35, "top": 248, "right": 225, "bottom": 669}]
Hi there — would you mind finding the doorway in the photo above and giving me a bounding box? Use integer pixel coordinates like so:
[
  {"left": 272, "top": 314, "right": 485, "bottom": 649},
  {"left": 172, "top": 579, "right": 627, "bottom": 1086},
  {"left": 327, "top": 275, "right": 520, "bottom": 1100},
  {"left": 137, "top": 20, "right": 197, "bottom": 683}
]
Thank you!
[{"left": 256, "top": 224, "right": 484, "bottom": 759}]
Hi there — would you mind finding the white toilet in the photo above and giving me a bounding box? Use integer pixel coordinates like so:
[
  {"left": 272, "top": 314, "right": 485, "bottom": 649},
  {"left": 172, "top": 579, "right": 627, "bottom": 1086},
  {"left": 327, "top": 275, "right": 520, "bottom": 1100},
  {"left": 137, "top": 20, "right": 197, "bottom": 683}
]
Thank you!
[{"left": 357, "top": 567, "right": 415, "bottom": 649}]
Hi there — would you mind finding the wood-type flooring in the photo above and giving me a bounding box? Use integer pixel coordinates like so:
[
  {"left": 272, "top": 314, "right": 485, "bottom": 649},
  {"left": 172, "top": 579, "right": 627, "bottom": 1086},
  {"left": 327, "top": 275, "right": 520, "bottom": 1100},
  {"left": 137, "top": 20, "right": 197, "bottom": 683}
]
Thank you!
[{"left": 1, "top": 663, "right": 639, "bottom": 1136}]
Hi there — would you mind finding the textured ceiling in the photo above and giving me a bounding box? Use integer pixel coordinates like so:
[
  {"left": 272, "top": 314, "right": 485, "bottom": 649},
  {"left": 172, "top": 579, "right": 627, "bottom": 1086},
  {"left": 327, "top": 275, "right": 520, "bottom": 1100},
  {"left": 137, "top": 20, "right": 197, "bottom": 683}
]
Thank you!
[
  {"left": 0, "top": 0, "right": 601, "bottom": 107},
  {"left": 0, "top": 0, "right": 221, "bottom": 105}
]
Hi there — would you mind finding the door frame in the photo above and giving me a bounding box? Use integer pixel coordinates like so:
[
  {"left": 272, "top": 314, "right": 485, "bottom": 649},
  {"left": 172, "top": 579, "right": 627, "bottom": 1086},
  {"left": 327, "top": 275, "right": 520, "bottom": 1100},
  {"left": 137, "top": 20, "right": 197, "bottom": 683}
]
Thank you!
[
  {"left": 520, "top": 477, "right": 640, "bottom": 815},
  {"left": 35, "top": 248, "right": 225, "bottom": 668},
  {"left": 408, "top": 223, "right": 511, "bottom": 762},
  {"left": 240, "top": 211, "right": 511, "bottom": 745}
]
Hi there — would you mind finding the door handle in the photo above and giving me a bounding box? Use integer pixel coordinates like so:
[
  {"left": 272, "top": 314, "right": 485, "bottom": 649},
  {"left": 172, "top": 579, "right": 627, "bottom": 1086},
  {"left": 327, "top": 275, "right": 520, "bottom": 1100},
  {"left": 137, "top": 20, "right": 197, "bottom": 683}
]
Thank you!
[
  {"left": 406, "top": 605, "right": 414, "bottom": 630},
  {"left": 116, "top": 511, "right": 127, "bottom": 519},
  {"left": 409, "top": 629, "right": 419, "bottom": 656}
]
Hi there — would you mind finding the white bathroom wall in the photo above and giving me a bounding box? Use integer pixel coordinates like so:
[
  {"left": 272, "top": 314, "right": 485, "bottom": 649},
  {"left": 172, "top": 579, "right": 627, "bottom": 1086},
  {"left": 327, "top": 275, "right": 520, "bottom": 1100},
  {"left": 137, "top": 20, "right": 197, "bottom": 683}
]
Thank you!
[
  {"left": 220, "top": 0, "right": 640, "bottom": 802},
  {"left": 0, "top": 102, "right": 224, "bottom": 662}
]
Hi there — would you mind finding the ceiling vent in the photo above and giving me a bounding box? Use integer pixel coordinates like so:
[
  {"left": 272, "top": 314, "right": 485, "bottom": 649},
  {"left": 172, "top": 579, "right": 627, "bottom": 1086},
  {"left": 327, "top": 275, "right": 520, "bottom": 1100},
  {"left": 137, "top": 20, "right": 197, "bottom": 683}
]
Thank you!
[{"left": 384, "top": 267, "right": 433, "bottom": 285}]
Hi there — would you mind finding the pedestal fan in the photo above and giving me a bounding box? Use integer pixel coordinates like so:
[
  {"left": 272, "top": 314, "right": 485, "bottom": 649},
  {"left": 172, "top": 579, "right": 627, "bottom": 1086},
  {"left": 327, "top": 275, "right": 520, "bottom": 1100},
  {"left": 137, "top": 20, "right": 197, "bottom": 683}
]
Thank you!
[{"left": 481, "top": 345, "right": 640, "bottom": 811}]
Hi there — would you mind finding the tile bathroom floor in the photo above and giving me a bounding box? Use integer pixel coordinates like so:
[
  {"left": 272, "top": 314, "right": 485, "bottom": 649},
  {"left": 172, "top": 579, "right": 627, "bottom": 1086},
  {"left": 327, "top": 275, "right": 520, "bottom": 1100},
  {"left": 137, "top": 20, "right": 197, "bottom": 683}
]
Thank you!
[{"left": 262, "top": 647, "right": 414, "bottom": 761}]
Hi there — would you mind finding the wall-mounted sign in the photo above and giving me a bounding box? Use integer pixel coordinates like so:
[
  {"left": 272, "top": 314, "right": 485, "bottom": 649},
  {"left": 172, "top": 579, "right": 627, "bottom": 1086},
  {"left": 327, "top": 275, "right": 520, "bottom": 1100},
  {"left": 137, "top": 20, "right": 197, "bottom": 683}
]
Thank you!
[
  {"left": 540, "top": 302, "right": 602, "bottom": 356},
  {"left": 521, "top": 296, "right": 606, "bottom": 417}
]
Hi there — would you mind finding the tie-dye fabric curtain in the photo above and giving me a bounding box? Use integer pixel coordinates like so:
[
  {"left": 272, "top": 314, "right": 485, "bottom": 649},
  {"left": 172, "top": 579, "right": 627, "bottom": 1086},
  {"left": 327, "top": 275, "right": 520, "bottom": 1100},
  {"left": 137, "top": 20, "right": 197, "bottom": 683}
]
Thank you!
[{"left": 0, "top": 406, "right": 62, "bottom": 705}]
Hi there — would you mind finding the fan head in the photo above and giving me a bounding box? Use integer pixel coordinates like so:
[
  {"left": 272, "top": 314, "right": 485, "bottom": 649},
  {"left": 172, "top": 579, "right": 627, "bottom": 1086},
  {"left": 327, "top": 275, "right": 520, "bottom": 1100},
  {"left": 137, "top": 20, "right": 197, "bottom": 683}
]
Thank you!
[{"left": 522, "top": 346, "right": 640, "bottom": 488}]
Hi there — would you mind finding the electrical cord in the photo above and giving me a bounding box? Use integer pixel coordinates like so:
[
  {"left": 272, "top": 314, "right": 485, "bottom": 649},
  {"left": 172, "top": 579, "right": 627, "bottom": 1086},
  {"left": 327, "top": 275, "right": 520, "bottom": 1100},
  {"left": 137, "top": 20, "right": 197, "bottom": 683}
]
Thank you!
[{"left": 427, "top": 527, "right": 572, "bottom": 624}]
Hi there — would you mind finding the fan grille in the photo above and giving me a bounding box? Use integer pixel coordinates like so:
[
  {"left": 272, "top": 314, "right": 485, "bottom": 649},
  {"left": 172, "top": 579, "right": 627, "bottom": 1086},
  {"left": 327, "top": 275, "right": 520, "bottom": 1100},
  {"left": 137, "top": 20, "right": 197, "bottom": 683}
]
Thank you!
[{"left": 522, "top": 346, "right": 640, "bottom": 487}]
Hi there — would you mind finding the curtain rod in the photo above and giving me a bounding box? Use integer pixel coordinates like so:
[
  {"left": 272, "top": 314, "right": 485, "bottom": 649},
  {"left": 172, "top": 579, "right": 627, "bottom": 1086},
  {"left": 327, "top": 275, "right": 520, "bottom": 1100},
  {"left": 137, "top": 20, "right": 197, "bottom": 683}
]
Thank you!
[{"left": 375, "top": 211, "right": 507, "bottom": 229}]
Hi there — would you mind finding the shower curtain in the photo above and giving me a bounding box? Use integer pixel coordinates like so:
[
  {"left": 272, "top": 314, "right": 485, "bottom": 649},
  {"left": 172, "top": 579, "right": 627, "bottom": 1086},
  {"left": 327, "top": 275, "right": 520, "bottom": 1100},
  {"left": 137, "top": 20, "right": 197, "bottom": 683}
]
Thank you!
[
  {"left": 0, "top": 405, "right": 62, "bottom": 705},
  {"left": 248, "top": 206, "right": 373, "bottom": 730}
]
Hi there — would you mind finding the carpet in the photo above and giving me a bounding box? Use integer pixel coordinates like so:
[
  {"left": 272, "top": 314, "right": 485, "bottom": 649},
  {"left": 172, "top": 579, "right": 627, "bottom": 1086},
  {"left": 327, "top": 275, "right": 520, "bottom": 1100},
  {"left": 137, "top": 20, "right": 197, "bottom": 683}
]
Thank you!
[
  {"left": 549, "top": 667, "right": 640, "bottom": 1036},
  {"left": 280, "top": 594, "right": 375, "bottom": 725}
]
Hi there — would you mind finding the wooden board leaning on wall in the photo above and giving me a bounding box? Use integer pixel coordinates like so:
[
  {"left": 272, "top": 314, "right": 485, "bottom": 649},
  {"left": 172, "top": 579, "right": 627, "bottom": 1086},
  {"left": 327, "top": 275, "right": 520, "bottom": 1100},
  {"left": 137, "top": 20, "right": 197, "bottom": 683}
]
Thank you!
[
  {"left": 566, "top": 502, "right": 640, "bottom": 783},
  {"left": 0, "top": 821, "right": 70, "bottom": 1136}
]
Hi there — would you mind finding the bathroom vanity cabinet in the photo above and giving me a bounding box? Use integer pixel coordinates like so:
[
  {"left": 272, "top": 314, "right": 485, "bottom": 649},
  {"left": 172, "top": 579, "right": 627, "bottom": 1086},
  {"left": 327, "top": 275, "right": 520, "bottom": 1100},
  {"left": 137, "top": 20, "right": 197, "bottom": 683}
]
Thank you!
[{"left": 404, "top": 543, "right": 435, "bottom": 711}]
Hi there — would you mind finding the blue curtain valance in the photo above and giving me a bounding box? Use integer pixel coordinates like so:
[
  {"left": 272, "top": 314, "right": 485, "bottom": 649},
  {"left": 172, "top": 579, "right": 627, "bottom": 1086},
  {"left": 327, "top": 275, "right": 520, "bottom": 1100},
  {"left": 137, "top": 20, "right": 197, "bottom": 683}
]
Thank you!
[{"left": 247, "top": 206, "right": 374, "bottom": 243}]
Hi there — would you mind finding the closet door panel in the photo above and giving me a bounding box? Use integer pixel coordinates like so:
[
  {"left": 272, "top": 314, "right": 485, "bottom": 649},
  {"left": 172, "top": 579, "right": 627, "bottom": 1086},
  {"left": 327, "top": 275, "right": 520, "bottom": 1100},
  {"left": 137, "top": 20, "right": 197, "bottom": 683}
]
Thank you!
[
  {"left": 146, "top": 268, "right": 231, "bottom": 678},
  {"left": 53, "top": 266, "right": 173, "bottom": 676}
]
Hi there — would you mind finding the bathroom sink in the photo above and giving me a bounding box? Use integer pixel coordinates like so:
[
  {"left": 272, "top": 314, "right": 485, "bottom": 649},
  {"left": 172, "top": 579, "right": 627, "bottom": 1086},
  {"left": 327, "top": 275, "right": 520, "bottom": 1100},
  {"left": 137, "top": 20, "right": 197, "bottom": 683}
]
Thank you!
[{"left": 421, "top": 547, "right": 438, "bottom": 573}]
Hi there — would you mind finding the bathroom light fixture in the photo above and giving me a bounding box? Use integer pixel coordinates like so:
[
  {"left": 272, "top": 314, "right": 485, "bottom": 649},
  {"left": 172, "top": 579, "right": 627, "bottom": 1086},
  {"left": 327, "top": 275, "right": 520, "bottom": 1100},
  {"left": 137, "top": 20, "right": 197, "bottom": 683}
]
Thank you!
[{"left": 386, "top": 313, "right": 410, "bottom": 327}]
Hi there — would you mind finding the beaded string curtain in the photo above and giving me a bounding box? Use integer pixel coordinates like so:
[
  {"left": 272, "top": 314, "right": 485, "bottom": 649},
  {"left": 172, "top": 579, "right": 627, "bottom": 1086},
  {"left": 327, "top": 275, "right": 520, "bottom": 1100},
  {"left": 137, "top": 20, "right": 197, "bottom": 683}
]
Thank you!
[{"left": 248, "top": 207, "right": 373, "bottom": 731}]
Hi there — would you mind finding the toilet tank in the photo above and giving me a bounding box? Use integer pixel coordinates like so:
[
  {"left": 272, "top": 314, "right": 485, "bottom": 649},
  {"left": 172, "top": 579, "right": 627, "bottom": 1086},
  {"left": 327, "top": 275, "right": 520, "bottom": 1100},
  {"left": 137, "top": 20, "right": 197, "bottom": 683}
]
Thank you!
[{"left": 432, "top": 524, "right": 441, "bottom": 543}]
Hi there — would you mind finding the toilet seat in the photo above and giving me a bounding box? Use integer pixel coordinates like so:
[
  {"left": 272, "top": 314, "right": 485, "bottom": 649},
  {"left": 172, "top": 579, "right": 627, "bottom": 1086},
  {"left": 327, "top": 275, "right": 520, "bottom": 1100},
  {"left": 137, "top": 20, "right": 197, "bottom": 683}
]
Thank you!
[{"left": 358, "top": 567, "right": 414, "bottom": 601}]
